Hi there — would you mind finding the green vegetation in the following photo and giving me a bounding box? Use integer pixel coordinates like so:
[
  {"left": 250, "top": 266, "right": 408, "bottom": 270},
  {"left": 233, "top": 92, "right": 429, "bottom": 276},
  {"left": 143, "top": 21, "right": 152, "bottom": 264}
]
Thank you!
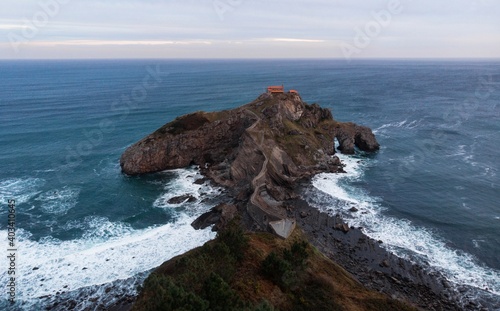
[
  {"left": 155, "top": 112, "right": 210, "bottom": 135},
  {"left": 138, "top": 274, "right": 208, "bottom": 311},
  {"left": 132, "top": 221, "right": 258, "bottom": 311},
  {"left": 277, "top": 117, "right": 338, "bottom": 167},
  {"left": 261, "top": 241, "right": 308, "bottom": 289},
  {"left": 132, "top": 223, "right": 417, "bottom": 311}
]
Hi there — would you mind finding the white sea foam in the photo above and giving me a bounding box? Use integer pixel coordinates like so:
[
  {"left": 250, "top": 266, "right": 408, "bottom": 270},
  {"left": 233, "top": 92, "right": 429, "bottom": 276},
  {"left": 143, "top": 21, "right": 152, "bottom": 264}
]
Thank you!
[
  {"left": 0, "top": 177, "right": 45, "bottom": 205},
  {"left": 463, "top": 150, "right": 497, "bottom": 178},
  {"left": 374, "top": 119, "right": 408, "bottom": 133},
  {"left": 35, "top": 187, "right": 81, "bottom": 215},
  {"left": 311, "top": 151, "right": 500, "bottom": 297},
  {"left": 94, "top": 158, "right": 121, "bottom": 177},
  {"left": 373, "top": 118, "right": 423, "bottom": 135},
  {"left": 0, "top": 215, "right": 215, "bottom": 303},
  {"left": 445, "top": 144, "right": 467, "bottom": 158},
  {"left": 472, "top": 239, "right": 486, "bottom": 249},
  {"left": 0, "top": 167, "right": 218, "bottom": 308},
  {"left": 34, "top": 169, "right": 57, "bottom": 173},
  {"left": 0, "top": 178, "right": 80, "bottom": 215},
  {"left": 153, "top": 167, "right": 222, "bottom": 216}
]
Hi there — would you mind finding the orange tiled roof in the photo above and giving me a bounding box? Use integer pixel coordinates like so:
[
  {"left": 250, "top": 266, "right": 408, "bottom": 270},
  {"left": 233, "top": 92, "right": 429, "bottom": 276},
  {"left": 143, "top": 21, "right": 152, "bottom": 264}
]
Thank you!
[{"left": 267, "top": 86, "right": 284, "bottom": 93}]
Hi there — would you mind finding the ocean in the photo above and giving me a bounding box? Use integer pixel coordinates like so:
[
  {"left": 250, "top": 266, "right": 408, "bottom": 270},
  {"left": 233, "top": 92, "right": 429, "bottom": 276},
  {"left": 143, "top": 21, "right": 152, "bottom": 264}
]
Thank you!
[{"left": 0, "top": 59, "right": 499, "bottom": 310}]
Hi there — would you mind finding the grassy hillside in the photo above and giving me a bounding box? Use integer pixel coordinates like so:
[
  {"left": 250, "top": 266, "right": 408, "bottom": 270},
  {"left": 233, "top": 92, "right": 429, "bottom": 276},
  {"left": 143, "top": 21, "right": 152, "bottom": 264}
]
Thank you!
[{"left": 132, "top": 221, "right": 417, "bottom": 311}]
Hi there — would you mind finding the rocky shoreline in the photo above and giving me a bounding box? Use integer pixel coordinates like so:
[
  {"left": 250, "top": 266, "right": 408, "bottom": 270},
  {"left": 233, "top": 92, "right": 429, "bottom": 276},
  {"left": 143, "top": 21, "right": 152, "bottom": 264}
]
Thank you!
[
  {"left": 289, "top": 196, "right": 474, "bottom": 311},
  {"left": 118, "top": 92, "right": 485, "bottom": 310},
  {"left": 190, "top": 184, "right": 481, "bottom": 311}
]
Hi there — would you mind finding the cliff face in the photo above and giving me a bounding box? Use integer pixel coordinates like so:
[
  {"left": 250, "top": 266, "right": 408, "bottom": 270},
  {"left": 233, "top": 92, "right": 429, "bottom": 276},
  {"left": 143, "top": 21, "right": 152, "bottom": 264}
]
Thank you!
[
  {"left": 120, "top": 93, "right": 466, "bottom": 311},
  {"left": 121, "top": 93, "right": 379, "bottom": 236}
]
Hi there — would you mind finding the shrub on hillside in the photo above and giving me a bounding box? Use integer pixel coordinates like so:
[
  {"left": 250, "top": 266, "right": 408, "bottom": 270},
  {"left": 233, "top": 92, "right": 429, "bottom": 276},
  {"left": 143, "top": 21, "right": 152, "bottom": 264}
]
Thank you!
[{"left": 137, "top": 274, "right": 208, "bottom": 311}]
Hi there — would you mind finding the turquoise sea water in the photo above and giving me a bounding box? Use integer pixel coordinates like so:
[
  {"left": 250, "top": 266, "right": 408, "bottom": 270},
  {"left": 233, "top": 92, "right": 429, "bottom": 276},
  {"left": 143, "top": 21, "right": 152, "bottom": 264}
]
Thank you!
[{"left": 0, "top": 59, "right": 499, "bottom": 309}]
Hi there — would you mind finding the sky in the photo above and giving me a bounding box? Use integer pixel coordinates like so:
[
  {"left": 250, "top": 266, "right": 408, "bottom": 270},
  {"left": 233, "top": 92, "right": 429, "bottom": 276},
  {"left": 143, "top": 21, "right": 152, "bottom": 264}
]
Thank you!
[{"left": 0, "top": 0, "right": 499, "bottom": 59}]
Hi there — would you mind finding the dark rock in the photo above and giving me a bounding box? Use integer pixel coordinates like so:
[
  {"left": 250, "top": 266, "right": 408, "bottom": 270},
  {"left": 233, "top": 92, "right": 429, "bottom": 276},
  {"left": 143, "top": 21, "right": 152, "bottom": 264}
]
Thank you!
[
  {"left": 390, "top": 277, "right": 401, "bottom": 285},
  {"left": 442, "top": 280, "right": 451, "bottom": 289},
  {"left": 354, "top": 125, "right": 380, "bottom": 152},
  {"left": 193, "top": 178, "right": 207, "bottom": 185},
  {"left": 191, "top": 209, "right": 221, "bottom": 230},
  {"left": 213, "top": 204, "right": 238, "bottom": 231},
  {"left": 236, "top": 188, "right": 251, "bottom": 201},
  {"left": 167, "top": 194, "right": 196, "bottom": 204},
  {"left": 288, "top": 129, "right": 302, "bottom": 135},
  {"left": 120, "top": 110, "right": 256, "bottom": 175},
  {"left": 335, "top": 123, "right": 380, "bottom": 154},
  {"left": 191, "top": 203, "right": 238, "bottom": 231},
  {"left": 380, "top": 260, "right": 390, "bottom": 268},
  {"left": 349, "top": 206, "right": 359, "bottom": 212},
  {"left": 335, "top": 223, "right": 350, "bottom": 233}
]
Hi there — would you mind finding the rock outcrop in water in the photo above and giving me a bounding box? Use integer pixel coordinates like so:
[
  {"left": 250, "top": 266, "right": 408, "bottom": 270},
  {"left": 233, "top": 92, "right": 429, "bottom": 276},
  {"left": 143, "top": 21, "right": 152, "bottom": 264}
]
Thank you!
[
  {"left": 119, "top": 92, "right": 476, "bottom": 311},
  {"left": 120, "top": 92, "right": 379, "bottom": 237}
]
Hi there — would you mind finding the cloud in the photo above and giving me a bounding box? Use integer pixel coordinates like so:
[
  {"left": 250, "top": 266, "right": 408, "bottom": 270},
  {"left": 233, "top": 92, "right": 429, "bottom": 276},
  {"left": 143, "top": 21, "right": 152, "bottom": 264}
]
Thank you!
[
  {"left": 269, "top": 38, "right": 326, "bottom": 43},
  {"left": 0, "top": 0, "right": 499, "bottom": 58},
  {"left": 32, "top": 40, "right": 213, "bottom": 46},
  {"left": 0, "top": 24, "right": 27, "bottom": 30}
]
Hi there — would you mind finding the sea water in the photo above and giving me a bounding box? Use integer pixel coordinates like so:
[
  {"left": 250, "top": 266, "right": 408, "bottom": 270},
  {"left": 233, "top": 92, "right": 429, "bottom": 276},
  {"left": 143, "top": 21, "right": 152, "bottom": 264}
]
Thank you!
[{"left": 0, "top": 59, "right": 498, "bottom": 309}]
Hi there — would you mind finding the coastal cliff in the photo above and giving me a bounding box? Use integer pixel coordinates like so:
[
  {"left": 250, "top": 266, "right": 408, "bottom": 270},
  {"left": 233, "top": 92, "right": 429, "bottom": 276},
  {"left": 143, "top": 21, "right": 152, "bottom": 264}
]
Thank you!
[
  {"left": 119, "top": 92, "right": 466, "bottom": 311},
  {"left": 121, "top": 92, "right": 379, "bottom": 237}
]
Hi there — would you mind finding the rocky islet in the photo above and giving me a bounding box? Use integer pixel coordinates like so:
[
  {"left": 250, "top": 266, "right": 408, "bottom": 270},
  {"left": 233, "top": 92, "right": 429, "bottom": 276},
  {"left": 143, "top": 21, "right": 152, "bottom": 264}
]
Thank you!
[{"left": 120, "top": 92, "right": 474, "bottom": 310}]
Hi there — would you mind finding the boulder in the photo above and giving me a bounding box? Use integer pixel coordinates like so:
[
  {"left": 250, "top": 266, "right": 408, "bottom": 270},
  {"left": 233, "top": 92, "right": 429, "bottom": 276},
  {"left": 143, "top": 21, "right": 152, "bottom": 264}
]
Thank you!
[
  {"left": 191, "top": 203, "right": 238, "bottom": 231},
  {"left": 335, "top": 123, "right": 379, "bottom": 154},
  {"left": 167, "top": 195, "right": 196, "bottom": 204}
]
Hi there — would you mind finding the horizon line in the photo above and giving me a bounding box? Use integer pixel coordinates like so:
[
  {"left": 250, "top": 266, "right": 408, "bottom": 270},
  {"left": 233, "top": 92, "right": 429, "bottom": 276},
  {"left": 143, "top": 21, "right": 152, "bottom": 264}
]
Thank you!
[{"left": 1, "top": 57, "right": 499, "bottom": 61}]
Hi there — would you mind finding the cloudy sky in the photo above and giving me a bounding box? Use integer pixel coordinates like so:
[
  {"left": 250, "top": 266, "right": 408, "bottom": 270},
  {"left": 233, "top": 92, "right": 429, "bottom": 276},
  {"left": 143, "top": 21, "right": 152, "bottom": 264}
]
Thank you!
[{"left": 0, "top": 0, "right": 499, "bottom": 59}]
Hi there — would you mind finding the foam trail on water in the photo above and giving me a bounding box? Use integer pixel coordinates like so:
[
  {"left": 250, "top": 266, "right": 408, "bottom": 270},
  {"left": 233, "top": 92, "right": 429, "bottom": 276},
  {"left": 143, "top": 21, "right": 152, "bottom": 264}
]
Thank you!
[
  {"left": 35, "top": 186, "right": 80, "bottom": 215},
  {"left": 373, "top": 118, "right": 424, "bottom": 134},
  {"left": 0, "top": 167, "right": 219, "bottom": 310},
  {"left": 0, "top": 215, "right": 215, "bottom": 305},
  {"left": 0, "top": 178, "right": 45, "bottom": 205},
  {"left": 311, "top": 151, "right": 500, "bottom": 298}
]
